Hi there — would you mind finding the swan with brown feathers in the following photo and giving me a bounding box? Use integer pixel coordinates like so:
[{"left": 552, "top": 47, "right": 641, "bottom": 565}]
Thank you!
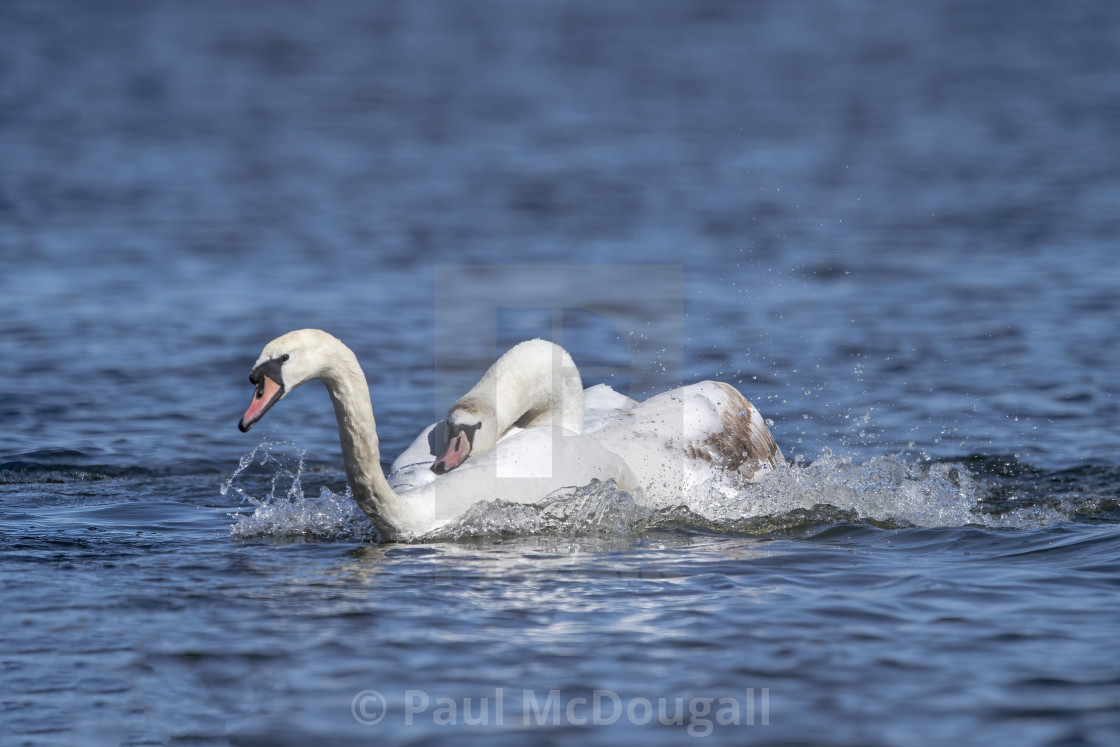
[
  {"left": 237, "top": 329, "right": 783, "bottom": 540},
  {"left": 426, "top": 372, "right": 785, "bottom": 506}
]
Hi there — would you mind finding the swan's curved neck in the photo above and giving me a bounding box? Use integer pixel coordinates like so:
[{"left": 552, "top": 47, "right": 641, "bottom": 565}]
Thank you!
[
  {"left": 457, "top": 340, "right": 583, "bottom": 450},
  {"left": 315, "top": 340, "right": 408, "bottom": 540}
]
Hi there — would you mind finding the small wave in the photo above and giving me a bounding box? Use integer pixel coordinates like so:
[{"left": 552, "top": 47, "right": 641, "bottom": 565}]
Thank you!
[
  {"left": 0, "top": 448, "right": 227, "bottom": 483},
  {"left": 222, "top": 443, "right": 1103, "bottom": 543},
  {"left": 0, "top": 446, "right": 153, "bottom": 482}
]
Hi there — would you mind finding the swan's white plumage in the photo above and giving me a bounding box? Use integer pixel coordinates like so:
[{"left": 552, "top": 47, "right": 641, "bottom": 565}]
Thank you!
[
  {"left": 388, "top": 381, "right": 636, "bottom": 493},
  {"left": 581, "top": 383, "right": 638, "bottom": 433},
  {"left": 389, "top": 338, "right": 584, "bottom": 489},
  {"left": 240, "top": 330, "right": 783, "bottom": 541},
  {"left": 389, "top": 426, "right": 636, "bottom": 537},
  {"left": 585, "top": 381, "right": 783, "bottom": 505},
  {"left": 239, "top": 330, "right": 636, "bottom": 541},
  {"left": 391, "top": 377, "right": 784, "bottom": 506},
  {"left": 387, "top": 423, "right": 442, "bottom": 492}
]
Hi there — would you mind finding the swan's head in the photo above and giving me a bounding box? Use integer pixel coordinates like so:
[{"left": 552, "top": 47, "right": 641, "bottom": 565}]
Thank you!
[
  {"left": 238, "top": 329, "right": 339, "bottom": 432},
  {"left": 431, "top": 397, "right": 495, "bottom": 475}
]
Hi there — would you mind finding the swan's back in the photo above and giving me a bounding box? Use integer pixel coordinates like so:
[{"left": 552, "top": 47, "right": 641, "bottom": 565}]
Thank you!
[
  {"left": 587, "top": 381, "right": 782, "bottom": 505},
  {"left": 582, "top": 383, "right": 638, "bottom": 433}
]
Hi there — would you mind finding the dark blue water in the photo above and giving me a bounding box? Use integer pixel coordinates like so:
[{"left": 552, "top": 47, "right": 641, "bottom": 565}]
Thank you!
[{"left": 3, "top": 1, "right": 1120, "bottom": 744}]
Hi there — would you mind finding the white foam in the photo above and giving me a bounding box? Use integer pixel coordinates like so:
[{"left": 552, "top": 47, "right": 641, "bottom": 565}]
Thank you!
[
  {"left": 222, "top": 442, "right": 1065, "bottom": 542},
  {"left": 427, "top": 479, "right": 651, "bottom": 541}
]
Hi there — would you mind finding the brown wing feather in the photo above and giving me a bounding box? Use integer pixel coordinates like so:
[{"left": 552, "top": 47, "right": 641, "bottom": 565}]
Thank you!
[{"left": 684, "top": 382, "right": 783, "bottom": 480}]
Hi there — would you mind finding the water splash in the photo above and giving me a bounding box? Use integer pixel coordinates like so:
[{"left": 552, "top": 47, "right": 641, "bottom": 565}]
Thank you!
[
  {"left": 219, "top": 440, "right": 307, "bottom": 504},
  {"left": 696, "top": 451, "right": 1065, "bottom": 530},
  {"left": 229, "top": 484, "right": 376, "bottom": 542},
  {"left": 428, "top": 452, "right": 1069, "bottom": 540},
  {"left": 222, "top": 441, "right": 1072, "bottom": 543},
  {"left": 221, "top": 440, "right": 376, "bottom": 542},
  {"left": 427, "top": 479, "right": 651, "bottom": 541}
]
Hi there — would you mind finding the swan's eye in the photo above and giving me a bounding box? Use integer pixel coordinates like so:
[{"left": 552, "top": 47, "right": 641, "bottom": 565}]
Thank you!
[{"left": 280, "top": 354, "right": 290, "bottom": 363}]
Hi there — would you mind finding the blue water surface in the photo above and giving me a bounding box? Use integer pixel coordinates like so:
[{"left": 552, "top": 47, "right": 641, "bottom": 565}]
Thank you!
[{"left": 2, "top": 1, "right": 1119, "bottom": 744}]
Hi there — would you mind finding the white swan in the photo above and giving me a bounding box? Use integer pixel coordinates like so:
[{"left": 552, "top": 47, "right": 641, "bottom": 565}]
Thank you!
[
  {"left": 237, "top": 329, "right": 637, "bottom": 541},
  {"left": 583, "top": 381, "right": 784, "bottom": 505},
  {"left": 424, "top": 355, "right": 785, "bottom": 505},
  {"left": 388, "top": 339, "right": 585, "bottom": 491}
]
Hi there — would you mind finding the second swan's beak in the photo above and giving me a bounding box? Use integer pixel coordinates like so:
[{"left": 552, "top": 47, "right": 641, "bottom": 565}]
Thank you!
[
  {"left": 432, "top": 431, "right": 471, "bottom": 474},
  {"left": 239, "top": 375, "right": 284, "bottom": 432}
]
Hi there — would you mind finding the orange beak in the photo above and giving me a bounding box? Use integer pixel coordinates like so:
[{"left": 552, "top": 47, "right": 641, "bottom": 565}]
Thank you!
[{"left": 239, "top": 375, "right": 283, "bottom": 432}]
